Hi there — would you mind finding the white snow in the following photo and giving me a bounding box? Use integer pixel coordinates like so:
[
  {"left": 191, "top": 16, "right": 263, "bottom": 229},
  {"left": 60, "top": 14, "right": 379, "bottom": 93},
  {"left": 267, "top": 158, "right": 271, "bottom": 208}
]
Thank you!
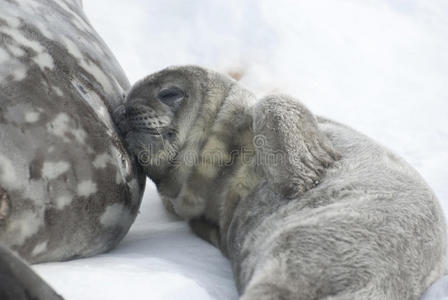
[{"left": 34, "top": 0, "right": 448, "bottom": 299}]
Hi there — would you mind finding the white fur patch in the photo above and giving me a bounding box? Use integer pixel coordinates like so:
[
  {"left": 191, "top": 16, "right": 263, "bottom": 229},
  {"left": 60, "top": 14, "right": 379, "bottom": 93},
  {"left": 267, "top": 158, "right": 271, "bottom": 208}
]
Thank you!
[
  {"left": 0, "top": 26, "right": 53, "bottom": 75},
  {"left": 32, "top": 52, "right": 55, "bottom": 71},
  {"left": 100, "top": 203, "right": 131, "bottom": 227},
  {"left": 3, "top": 15, "right": 21, "bottom": 28},
  {"left": 0, "top": 154, "right": 21, "bottom": 190},
  {"left": 0, "top": 48, "right": 10, "bottom": 64},
  {"left": 53, "top": 87, "right": 64, "bottom": 97},
  {"left": 35, "top": 22, "right": 53, "bottom": 39},
  {"left": 62, "top": 36, "right": 83, "bottom": 60},
  {"left": 12, "top": 65, "right": 27, "bottom": 81},
  {"left": 0, "top": 45, "right": 27, "bottom": 81},
  {"left": 93, "top": 153, "right": 112, "bottom": 169},
  {"left": 6, "top": 44, "right": 25, "bottom": 57},
  {"left": 7, "top": 211, "right": 42, "bottom": 246},
  {"left": 77, "top": 180, "right": 97, "bottom": 197},
  {"left": 0, "top": 27, "right": 45, "bottom": 53},
  {"left": 47, "top": 113, "right": 87, "bottom": 144},
  {"left": 24, "top": 111, "right": 40, "bottom": 123},
  {"left": 42, "top": 161, "right": 70, "bottom": 180},
  {"left": 55, "top": 194, "right": 73, "bottom": 209},
  {"left": 80, "top": 59, "right": 113, "bottom": 94},
  {"left": 32, "top": 240, "right": 48, "bottom": 256}
]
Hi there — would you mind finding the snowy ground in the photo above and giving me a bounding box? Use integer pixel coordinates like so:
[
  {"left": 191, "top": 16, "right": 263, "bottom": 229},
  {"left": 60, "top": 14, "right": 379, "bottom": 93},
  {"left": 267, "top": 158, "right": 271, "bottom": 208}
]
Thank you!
[{"left": 34, "top": 0, "right": 448, "bottom": 299}]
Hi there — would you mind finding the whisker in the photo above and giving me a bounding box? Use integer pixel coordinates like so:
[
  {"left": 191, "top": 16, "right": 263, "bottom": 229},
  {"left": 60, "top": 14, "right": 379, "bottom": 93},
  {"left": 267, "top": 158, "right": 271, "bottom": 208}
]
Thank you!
[{"left": 155, "top": 126, "right": 168, "bottom": 151}]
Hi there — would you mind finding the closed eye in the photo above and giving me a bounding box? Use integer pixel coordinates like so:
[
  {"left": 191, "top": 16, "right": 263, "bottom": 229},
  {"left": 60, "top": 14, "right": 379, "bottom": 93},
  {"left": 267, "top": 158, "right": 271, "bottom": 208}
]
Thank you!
[{"left": 158, "top": 86, "right": 185, "bottom": 107}]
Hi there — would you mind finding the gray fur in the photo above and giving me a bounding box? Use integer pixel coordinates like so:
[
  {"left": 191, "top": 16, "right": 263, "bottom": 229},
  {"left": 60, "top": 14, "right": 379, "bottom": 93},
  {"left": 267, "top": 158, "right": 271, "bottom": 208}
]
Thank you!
[
  {"left": 0, "top": 0, "right": 145, "bottom": 263},
  {"left": 0, "top": 244, "right": 63, "bottom": 300},
  {"left": 116, "top": 65, "right": 447, "bottom": 300}
]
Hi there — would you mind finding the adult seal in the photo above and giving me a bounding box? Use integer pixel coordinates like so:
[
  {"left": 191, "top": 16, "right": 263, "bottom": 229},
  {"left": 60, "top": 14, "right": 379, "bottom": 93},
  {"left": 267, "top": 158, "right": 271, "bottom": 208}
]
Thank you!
[
  {"left": 0, "top": 0, "right": 145, "bottom": 265},
  {"left": 116, "top": 65, "right": 447, "bottom": 300}
]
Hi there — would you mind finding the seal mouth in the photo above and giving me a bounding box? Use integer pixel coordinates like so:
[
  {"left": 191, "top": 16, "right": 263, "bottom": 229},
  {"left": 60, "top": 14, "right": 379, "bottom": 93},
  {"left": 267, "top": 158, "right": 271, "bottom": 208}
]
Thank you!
[
  {"left": 141, "top": 128, "right": 162, "bottom": 135},
  {"left": 125, "top": 126, "right": 178, "bottom": 143},
  {"left": 113, "top": 104, "right": 170, "bottom": 137},
  {"left": 127, "top": 122, "right": 177, "bottom": 136},
  {"left": 135, "top": 126, "right": 163, "bottom": 136}
]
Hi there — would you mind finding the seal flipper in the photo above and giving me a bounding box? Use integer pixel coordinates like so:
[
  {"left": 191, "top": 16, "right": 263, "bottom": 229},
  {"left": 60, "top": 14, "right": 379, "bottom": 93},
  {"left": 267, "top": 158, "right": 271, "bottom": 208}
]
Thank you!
[
  {"left": 189, "top": 217, "right": 221, "bottom": 248},
  {"left": 252, "top": 94, "right": 340, "bottom": 199},
  {"left": 0, "top": 244, "right": 63, "bottom": 300}
]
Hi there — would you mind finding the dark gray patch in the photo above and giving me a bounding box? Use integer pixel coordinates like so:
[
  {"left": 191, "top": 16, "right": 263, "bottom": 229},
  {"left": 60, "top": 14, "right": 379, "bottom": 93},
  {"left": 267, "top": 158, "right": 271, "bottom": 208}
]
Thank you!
[
  {"left": 0, "top": 186, "right": 10, "bottom": 226},
  {"left": 28, "top": 152, "right": 44, "bottom": 180}
]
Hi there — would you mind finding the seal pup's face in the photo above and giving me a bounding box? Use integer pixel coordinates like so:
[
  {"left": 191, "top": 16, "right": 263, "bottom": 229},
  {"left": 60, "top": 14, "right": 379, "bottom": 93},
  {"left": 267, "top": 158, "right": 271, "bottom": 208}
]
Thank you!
[{"left": 114, "top": 66, "right": 209, "bottom": 181}]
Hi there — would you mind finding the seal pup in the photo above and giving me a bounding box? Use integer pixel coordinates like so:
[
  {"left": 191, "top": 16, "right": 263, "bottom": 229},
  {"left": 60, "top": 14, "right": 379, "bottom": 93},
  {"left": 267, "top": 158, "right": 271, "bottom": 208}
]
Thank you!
[{"left": 115, "top": 65, "right": 447, "bottom": 300}]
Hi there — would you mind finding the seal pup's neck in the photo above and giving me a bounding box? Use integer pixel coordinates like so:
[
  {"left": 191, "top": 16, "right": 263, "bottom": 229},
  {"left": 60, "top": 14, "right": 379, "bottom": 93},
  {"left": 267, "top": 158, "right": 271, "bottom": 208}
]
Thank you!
[{"left": 156, "top": 73, "right": 259, "bottom": 222}]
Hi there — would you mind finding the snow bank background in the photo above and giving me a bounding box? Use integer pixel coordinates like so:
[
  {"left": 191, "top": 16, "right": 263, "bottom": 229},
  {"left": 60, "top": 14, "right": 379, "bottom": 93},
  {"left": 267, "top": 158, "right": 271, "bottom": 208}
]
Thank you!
[{"left": 34, "top": 0, "right": 448, "bottom": 299}]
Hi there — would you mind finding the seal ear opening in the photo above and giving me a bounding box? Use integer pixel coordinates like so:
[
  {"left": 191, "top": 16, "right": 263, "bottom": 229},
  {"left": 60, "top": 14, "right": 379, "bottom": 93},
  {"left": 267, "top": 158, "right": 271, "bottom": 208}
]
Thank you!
[{"left": 158, "top": 86, "right": 185, "bottom": 108}]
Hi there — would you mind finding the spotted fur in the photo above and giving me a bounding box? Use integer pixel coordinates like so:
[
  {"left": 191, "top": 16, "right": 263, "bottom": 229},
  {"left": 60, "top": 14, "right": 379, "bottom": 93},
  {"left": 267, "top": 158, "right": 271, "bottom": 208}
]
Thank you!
[{"left": 0, "top": 0, "right": 145, "bottom": 263}]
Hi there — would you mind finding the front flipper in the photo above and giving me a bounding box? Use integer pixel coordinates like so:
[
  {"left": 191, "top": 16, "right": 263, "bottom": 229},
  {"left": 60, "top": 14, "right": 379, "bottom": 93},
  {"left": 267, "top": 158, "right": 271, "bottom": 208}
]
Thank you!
[
  {"left": 252, "top": 94, "right": 340, "bottom": 199},
  {"left": 189, "top": 217, "right": 221, "bottom": 249}
]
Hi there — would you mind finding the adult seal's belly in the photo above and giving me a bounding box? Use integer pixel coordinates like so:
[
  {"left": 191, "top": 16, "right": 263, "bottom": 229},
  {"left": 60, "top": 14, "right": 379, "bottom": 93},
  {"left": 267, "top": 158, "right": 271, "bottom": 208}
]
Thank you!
[{"left": 0, "top": 0, "right": 145, "bottom": 263}]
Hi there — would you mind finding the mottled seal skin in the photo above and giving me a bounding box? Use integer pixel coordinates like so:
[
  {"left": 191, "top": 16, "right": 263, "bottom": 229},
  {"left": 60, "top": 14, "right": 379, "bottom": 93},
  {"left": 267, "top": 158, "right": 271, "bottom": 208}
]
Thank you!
[
  {"left": 0, "top": 244, "right": 63, "bottom": 300},
  {"left": 116, "top": 65, "right": 447, "bottom": 300},
  {"left": 0, "top": 0, "right": 145, "bottom": 264}
]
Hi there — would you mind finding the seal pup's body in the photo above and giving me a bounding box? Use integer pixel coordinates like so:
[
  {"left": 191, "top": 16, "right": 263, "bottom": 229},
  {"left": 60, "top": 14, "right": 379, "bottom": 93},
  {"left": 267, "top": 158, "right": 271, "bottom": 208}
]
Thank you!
[{"left": 116, "top": 65, "right": 446, "bottom": 300}]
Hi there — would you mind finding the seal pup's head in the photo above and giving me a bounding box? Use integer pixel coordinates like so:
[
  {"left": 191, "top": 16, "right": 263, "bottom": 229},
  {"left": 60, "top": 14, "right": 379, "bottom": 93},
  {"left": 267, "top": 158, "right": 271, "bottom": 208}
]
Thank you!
[{"left": 114, "top": 65, "right": 237, "bottom": 182}]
